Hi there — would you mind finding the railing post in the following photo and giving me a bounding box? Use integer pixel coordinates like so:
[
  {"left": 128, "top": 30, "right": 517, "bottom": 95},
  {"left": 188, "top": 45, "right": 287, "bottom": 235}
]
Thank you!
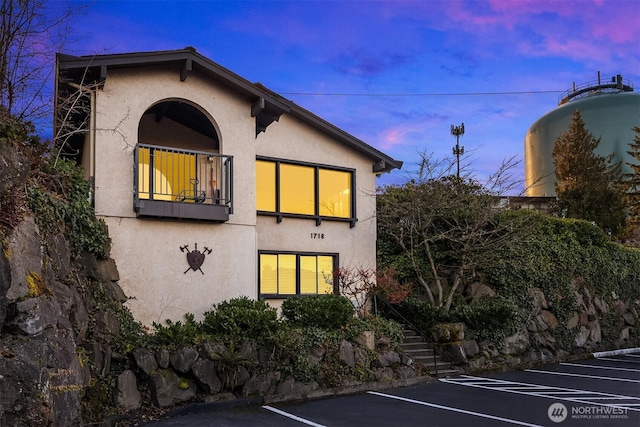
[
  {"left": 226, "top": 157, "right": 233, "bottom": 214},
  {"left": 148, "top": 147, "right": 154, "bottom": 200}
]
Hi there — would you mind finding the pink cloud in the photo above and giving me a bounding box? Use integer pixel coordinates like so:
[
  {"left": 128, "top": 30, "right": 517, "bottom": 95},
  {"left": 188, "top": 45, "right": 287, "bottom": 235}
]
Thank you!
[
  {"left": 424, "top": 0, "right": 640, "bottom": 67},
  {"left": 380, "top": 128, "right": 404, "bottom": 150},
  {"left": 377, "top": 119, "right": 437, "bottom": 151}
]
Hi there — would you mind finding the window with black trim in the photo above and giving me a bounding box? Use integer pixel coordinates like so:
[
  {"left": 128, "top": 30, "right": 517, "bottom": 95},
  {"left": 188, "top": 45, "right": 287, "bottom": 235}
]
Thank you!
[
  {"left": 259, "top": 252, "right": 337, "bottom": 297},
  {"left": 256, "top": 158, "right": 355, "bottom": 224}
]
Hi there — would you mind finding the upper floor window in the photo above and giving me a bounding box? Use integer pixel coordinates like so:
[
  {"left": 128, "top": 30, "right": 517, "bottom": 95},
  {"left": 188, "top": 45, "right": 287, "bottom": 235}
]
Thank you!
[{"left": 256, "top": 157, "right": 356, "bottom": 226}]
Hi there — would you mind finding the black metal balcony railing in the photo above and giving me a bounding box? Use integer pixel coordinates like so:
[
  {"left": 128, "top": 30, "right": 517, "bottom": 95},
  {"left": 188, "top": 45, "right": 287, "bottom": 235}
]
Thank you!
[{"left": 133, "top": 143, "right": 233, "bottom": 222}]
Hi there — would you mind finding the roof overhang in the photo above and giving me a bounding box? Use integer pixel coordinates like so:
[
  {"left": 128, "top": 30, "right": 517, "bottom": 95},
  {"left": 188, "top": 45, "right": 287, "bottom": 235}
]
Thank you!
[{"left": 56, "top": 47, "right": 402, "bottom": 174}]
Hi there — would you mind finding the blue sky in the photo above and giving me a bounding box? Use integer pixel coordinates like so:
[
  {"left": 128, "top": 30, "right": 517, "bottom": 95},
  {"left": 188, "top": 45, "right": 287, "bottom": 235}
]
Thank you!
[{"left": 54, "top": 0, "right": 640, "bottom": 190}]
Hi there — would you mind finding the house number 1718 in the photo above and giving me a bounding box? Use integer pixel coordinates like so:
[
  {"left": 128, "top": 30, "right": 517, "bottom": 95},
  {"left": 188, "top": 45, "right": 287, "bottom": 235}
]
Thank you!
[{"left": 311, "top": 233, "right": 325, "bottom": 239}]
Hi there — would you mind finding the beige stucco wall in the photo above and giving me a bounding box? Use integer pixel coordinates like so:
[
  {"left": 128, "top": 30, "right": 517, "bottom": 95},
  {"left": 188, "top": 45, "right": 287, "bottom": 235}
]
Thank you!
[
  {"left": 255, "top": 114, "right": 378, "bottom": 270},
  {"left": 89, "top": 64, "right": 380, "bottom": 325},
  {"left": 255, "top": 115, "right": 378, "bottom": 314}
]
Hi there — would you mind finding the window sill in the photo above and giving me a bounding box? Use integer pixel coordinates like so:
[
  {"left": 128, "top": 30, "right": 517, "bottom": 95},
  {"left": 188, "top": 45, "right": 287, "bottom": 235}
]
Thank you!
[{"left": 257, "top": 211, "right": 357, "bottom": 228}]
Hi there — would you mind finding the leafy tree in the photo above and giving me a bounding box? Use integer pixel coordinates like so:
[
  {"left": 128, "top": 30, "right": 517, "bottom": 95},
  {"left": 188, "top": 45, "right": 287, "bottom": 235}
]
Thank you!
[
  {"left": 377, "top": 153, "right": 533, "bottom": 313},
  {"left": 552, "top": 110, "right": 626, "bottom": 236},
  {"left": 625, "top": 126, "right": 640, "bottom": 225}
]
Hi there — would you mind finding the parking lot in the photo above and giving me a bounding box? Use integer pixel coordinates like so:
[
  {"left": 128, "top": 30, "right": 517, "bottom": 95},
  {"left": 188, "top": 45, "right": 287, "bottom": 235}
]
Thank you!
[{"left": 144, "top": 350, "right": 640, "bottom": 426}]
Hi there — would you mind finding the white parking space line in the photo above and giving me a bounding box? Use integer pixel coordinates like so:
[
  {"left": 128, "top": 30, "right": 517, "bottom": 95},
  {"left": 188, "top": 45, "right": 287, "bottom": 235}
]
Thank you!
[
  {"left": 597, "top": 357, "right": 640, "bottom": 364},
  {"left": 525, "top": 369, "right": 640, "bottom": 383},
  {"left": 626, "top": 354, "right": 640, "bottom": 358},
  {"left": 561, "top": 362, "right": 640, "bottom": 372},
  {"left": 262, "top": 405, "right": 327, "bottom": 427},
  {"left": 441, "top": 375, "right": 640, "bottom": 411},
  {"left": 368, "top": 391, "right": 543, "bottom": 427}
]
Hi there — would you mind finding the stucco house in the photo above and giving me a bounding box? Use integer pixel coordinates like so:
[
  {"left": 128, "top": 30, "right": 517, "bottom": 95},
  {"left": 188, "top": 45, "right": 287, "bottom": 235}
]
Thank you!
[{"left": 55, "top": 47, "right": 402, "bottom": 326}]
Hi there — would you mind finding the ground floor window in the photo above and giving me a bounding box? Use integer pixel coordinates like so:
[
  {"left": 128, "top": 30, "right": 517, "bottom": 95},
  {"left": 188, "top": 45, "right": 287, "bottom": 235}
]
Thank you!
[{"left": 259, "top": 251, "right": 337, "bottom": 297}]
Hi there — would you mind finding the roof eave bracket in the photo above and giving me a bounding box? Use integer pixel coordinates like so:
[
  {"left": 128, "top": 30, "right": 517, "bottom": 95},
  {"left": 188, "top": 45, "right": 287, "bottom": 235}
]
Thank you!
[
  {"left": 373, "top": 159, "right": 387, "bottom": 173},
  {"left": 251, "top": 97, "right": 290, "bottom": 137},
  {"left": 180, "top": 58, "right": 192, "bottom": 82}
]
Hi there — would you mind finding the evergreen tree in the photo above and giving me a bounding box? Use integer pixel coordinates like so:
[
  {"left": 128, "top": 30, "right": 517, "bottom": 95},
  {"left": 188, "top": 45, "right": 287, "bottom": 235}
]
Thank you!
[
  {"left": 552, "top": 110, "right": 626, "bottom": 235},
  {"left": 625, "top": 126, "right": 640, "bottom": 225}
]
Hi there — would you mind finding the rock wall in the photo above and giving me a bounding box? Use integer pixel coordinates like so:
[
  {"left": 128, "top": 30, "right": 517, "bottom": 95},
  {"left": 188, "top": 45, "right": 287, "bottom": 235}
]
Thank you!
[
  {"left": 434, "top": 281, "right": 639, "bottom": 372},
  {"left": 0, "top": 212, "right": 421, "bottom": 425},
  {"left": 113, "top": 335, "right": 419, "bottom": 413},
  {"left": 0, "top": 216, "right": 126, "bottom": 426}
]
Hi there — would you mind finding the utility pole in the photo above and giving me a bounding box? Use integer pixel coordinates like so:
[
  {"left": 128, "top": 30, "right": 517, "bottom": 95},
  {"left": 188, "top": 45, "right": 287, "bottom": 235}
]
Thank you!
[{"left": 451, "top": 122, "right": 465, "bottom": 178}]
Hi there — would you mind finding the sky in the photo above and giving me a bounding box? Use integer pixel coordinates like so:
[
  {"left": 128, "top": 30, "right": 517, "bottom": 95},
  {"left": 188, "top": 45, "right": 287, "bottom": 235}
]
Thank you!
[{"left": 50, "top": 0, "right": 640, "bottom": 191}]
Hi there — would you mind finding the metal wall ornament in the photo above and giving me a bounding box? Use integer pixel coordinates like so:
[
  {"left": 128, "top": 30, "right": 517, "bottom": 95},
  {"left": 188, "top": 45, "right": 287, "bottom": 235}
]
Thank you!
[{"left": 179, "top": 243, "right": 212, "bottom": 274}]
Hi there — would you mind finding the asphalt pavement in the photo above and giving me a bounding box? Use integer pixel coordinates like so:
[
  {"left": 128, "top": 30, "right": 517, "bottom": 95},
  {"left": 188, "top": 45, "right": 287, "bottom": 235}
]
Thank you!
[{"left": 141, "top": 348, "right": 640, "bottom": 427}]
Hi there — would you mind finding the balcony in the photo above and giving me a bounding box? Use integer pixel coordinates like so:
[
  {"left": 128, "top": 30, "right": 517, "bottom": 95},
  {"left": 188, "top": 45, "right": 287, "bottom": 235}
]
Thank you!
[{"left": 133, "top": 144, "right": 233, "bottom": 222}]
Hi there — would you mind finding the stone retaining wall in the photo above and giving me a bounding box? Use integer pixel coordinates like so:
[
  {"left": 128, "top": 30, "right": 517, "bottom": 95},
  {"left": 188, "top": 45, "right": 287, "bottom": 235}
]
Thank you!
[{"left": 432, "top": 281, "right": 639, "bottom": 372}]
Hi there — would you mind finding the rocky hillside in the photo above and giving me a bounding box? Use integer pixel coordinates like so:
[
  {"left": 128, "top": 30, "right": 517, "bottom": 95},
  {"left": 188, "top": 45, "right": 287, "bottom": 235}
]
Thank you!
[
  {"left": 1, "top": 118, "right": 129, "bottom": 425},
  {"left": 0, "top": 126, "right": 428, "bottom": 425}
]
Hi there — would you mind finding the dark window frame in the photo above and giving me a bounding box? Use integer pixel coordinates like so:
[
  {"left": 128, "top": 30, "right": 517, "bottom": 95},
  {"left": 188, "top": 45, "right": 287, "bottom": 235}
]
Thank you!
[
  {"left": 256, "top": 156, "right": 357, "bottom": 227},
  {"left": 258, "top": 250, "right": 339, "bottom": 299}
]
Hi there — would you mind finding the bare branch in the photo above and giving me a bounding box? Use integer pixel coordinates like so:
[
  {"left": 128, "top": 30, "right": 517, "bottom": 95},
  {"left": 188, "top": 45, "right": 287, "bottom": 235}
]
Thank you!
[
  {"left": 0, "top": 0, "right": 84, "bottom": 125},
  {"left": 377, "top": 152, "right": 537, "bottom": 313}
]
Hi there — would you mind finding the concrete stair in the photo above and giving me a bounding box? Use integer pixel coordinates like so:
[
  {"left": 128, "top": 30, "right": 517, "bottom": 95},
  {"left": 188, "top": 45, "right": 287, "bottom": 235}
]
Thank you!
[{"left": 400, "top": 328, "right": 458, "bottom": 378}]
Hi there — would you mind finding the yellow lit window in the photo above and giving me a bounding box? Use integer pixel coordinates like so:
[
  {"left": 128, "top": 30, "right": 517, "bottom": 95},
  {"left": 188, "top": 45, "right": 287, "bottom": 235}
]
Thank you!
[
  {"left": 256, "top": 160, "right": 276, "bottom": 211},
  {"left": 319, "top": 169, "right": 351, "bottom": 218},
  {"left": 300, "top": 256, "right": 317, "bottom": 294},
  {"left": 278, "top": 254, "right": 297, "bottom": 295},
  {"left": 259, "top": 253, "right": 336, "bottom": 297},
  {"left": 280, "top": 164, "right": 315, "bottom": 215},
  {"left": 317, "top": 256, "right": 335, "bottom": 294},
  {"left": 299, "top": 255, "right": 335, "bottom": 294},
  {"left": 259, "top": 254, "right": 278, "bottom": 294},
  {"left": 256, "top": 159, "right": 354, "bottom": 220}
]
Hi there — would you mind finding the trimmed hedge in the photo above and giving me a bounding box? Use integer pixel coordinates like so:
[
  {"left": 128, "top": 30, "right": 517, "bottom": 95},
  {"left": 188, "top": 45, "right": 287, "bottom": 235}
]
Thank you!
[{"left": 281, "top": 294, "right": 354, "bottom": 329}]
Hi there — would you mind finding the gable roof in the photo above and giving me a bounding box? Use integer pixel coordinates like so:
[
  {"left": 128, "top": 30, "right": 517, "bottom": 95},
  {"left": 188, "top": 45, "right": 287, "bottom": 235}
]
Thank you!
[{"left": 56, "top": 47, "right": 402, "bottom": 174}]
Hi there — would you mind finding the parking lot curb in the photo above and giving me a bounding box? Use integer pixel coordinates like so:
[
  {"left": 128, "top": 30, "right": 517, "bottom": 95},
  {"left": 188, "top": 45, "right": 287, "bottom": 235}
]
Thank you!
[
  {"left": 264, "top": 374, "right": 438, "bottom": 405},
  {"left": 592, "top": 347, "right": 640, "bottom": 358},
  {"left": 159, "top": 374, "right": 438, "bottom": 419}
]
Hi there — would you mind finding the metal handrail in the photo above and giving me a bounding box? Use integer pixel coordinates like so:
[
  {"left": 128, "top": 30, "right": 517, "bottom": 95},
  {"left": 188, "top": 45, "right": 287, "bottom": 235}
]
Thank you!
[
  {"left": 373, "top": 295, "right": 439, "bottom": 378},
  {"left": 134, "top": 143, "right": 233, "bottom": 209},
  {"left": 558, "top": 75, "right": 633, "bottom": 105}
]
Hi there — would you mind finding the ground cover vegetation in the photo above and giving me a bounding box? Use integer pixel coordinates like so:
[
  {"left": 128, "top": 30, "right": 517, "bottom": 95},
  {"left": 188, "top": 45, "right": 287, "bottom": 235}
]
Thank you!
[{"left": 376, "top": 149, "right": 640, "bottom": 349}]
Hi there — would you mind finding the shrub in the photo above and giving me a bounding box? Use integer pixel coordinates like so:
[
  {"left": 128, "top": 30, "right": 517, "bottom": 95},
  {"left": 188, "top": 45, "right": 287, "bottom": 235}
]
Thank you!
[
  {"left": 344, "top": 316, "right": 404, "bottom": 347},
  {"left": 281, "top": 294, "right": 354, "bottom": 329},
  {"left": 383, "top": 296, "right": 446, "bottom": 335},
  {"left": 450, "top": 297, "right": 519, "bottom": 342},
  {"left": 202, "top": 296, "right": 280, "bottom": 343},
  {"left": 268, "top": 324, "right": 323, "bottom": 382},
  {"left": 148, "top": 313, "right": 204, "bottom": 349}
]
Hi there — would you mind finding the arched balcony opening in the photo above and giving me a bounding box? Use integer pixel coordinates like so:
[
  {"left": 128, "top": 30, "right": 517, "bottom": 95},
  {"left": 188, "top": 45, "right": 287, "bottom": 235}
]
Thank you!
[{"left": 134, "top": 100, "right": 233, "bottom": 221}]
